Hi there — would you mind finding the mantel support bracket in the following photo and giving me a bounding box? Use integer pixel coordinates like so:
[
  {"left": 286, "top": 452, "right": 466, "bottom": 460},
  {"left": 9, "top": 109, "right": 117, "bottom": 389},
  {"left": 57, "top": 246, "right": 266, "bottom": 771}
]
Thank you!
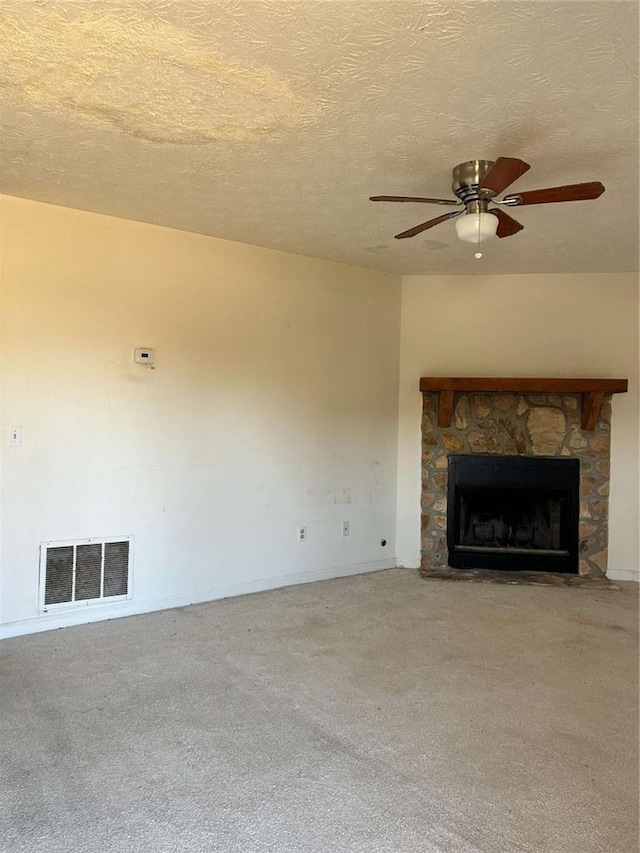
[
  {"left": 437, "top": 391, "right": 455, "bottom": 428},
  {"left": 581, "top": 391, "right": 605, "bottom": 430}
]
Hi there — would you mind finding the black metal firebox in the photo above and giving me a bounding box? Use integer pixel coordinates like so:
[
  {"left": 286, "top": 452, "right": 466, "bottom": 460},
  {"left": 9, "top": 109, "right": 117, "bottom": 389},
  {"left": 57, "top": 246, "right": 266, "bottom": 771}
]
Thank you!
[{"left": 447, "top": 455, "right": 580, "bottom": 573}]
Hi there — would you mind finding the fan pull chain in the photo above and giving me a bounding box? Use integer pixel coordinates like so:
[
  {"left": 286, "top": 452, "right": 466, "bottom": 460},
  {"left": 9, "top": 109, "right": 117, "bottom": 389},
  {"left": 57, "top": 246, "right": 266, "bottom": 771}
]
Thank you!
[{"left": 475, "top": 214, "right": 483, "bottom": 259}]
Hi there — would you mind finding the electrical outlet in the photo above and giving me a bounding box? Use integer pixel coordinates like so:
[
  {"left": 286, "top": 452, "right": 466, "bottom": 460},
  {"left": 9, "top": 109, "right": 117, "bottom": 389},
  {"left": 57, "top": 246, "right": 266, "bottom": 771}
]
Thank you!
[
  {"left": 297, "top": 526, "right": 307, "bottom": 542},
  {"left": 342, "top": 520, "right": 350, "bottom": 537}
]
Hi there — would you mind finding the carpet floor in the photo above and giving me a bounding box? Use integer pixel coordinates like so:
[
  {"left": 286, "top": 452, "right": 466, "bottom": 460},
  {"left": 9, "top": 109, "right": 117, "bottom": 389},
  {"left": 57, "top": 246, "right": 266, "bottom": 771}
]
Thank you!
[{"left": 0, "top": 569, "right": 638, "bottom": 853}]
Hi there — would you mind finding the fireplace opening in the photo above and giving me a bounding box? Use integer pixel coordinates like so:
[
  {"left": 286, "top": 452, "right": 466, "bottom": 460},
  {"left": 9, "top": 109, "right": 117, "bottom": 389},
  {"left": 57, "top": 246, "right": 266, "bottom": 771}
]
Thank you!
[{"left": 447, "top": 455, "right": 580, "bottom": 573}]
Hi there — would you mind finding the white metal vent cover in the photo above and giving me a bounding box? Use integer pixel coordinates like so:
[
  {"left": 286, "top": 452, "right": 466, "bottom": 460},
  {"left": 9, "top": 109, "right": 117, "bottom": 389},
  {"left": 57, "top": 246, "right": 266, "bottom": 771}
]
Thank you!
[{"left": 39, "top": 536, "right": 132, "bottom": 611}]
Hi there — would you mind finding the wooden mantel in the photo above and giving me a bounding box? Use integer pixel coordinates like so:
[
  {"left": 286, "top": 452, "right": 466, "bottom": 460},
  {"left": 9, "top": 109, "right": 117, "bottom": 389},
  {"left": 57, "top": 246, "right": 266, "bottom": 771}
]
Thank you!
[{"left": 419, "top": 377, "right": 629, "bottom": 431}]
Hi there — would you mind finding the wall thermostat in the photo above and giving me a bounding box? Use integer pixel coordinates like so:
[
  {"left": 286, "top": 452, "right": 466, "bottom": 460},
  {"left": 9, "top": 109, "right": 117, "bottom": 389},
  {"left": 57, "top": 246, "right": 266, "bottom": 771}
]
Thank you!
[{"left": 134, "top": 347, "right": 155, "bottom": 366}]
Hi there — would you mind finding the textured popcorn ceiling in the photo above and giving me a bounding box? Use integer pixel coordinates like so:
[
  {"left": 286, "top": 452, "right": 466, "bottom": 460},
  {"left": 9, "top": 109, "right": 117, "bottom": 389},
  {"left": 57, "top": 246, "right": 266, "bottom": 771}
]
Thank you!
[{"left": 0, "top": 0, "right": 638, "bottom": 274}]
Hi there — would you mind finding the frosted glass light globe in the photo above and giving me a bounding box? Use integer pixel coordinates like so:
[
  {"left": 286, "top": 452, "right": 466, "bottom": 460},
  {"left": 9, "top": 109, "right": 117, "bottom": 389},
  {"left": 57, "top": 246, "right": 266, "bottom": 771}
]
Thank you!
[{"left": 455, "top": 212, "right": 498, "bottom": 243}]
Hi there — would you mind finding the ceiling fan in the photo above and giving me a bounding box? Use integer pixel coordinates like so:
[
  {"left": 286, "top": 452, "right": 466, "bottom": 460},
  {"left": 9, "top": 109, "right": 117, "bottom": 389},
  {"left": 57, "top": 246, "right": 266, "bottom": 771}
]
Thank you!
[{"left": 370, "top": 158, "right": 605, "bottom": 245}]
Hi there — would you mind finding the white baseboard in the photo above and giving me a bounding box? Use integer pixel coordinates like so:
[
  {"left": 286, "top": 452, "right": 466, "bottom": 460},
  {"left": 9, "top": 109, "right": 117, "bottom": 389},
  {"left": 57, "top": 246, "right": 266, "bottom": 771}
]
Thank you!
[
  {"left": 606, "top": 568, "right": 640, "bottom": 582},
  {"left": 395, "top": 556, "right": 421, "bottom": 569},
  {"left": 0, "top": 559, "right": 396, "bottom": 640}
]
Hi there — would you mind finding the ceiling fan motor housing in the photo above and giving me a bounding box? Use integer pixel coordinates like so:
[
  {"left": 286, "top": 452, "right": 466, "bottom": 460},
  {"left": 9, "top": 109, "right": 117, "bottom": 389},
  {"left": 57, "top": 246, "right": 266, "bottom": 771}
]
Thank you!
[{"left": 452, "top": 160, "right": 496, "bottom": 203}]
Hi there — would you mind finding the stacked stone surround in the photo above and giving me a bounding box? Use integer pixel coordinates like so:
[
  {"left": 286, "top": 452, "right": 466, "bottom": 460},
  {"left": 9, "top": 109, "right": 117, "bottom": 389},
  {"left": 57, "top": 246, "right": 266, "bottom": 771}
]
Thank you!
[{"left": 421, "top": 392, "right": 612, "bottom": 578}]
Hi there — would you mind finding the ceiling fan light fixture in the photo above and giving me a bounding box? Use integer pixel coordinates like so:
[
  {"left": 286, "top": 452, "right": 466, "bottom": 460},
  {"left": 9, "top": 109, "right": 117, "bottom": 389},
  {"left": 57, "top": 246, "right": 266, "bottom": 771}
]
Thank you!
[{"left": 454, "top": 211, "right": 498, "bottom": 243}]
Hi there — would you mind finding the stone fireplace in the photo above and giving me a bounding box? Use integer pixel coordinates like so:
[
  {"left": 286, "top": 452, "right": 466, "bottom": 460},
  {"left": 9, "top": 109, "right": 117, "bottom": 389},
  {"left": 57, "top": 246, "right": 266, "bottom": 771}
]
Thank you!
[{"left": 419, "top": 378, "right": 628, "bottom": 579}]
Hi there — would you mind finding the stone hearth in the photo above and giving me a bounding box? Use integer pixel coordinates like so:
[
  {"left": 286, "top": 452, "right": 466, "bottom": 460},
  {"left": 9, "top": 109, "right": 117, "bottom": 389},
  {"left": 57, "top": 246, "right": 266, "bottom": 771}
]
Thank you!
[{"left": 420, "top": 386, "right": 624, "bottom": 579}]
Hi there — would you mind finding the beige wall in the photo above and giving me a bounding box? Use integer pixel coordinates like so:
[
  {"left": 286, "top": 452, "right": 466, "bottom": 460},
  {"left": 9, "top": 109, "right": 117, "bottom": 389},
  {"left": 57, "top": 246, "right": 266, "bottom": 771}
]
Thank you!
[
  {"left": 1, "top": 197, "right": 638, "bottom": 639},
  {"left": 396, "top": 273, "right": 640, "bottom": 581},
  {"left": 0, "top": 196, "right": 402, "bottom": 636}
]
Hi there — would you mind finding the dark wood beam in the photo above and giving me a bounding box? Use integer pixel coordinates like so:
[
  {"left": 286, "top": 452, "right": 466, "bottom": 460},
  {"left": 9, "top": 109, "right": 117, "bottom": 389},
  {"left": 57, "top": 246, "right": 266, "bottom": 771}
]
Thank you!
[
  {"left": 419, "top": 378, "right": 628, "bottom": 430},
  {"left": 419, "top": 378, "right": 628, "bottom": 394}
]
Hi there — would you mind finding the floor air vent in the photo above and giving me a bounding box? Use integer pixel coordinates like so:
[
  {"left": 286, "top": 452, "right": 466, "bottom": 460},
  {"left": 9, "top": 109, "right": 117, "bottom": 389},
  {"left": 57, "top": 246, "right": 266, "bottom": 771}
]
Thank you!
[{"left": 40, "top": 537, "right": 131, "bottom": 610}]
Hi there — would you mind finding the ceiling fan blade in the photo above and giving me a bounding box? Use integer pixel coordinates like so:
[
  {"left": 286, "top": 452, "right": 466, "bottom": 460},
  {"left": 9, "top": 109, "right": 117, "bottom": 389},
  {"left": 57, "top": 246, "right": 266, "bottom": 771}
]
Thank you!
[
  {"left": 479, "top": 157, "right": 531, "bottom": 195},
  {"left": 370, "top": 195, "right": 459, "bottom": 206},
  {"left": 492, "top": 208, "right": 524, "bottom": 238},
  {"left": 502, "top": 181, "right": 605, "bottom": 206},
  {"left": 394, "top": 210, "right": 462, "bottom": 239}
]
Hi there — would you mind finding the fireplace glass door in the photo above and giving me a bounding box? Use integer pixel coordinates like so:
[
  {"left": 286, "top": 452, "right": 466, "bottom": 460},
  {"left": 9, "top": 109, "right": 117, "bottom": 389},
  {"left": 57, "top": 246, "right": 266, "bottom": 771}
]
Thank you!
[{"left": 447, "top": 455, "right": 579, "bottom": 573}]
